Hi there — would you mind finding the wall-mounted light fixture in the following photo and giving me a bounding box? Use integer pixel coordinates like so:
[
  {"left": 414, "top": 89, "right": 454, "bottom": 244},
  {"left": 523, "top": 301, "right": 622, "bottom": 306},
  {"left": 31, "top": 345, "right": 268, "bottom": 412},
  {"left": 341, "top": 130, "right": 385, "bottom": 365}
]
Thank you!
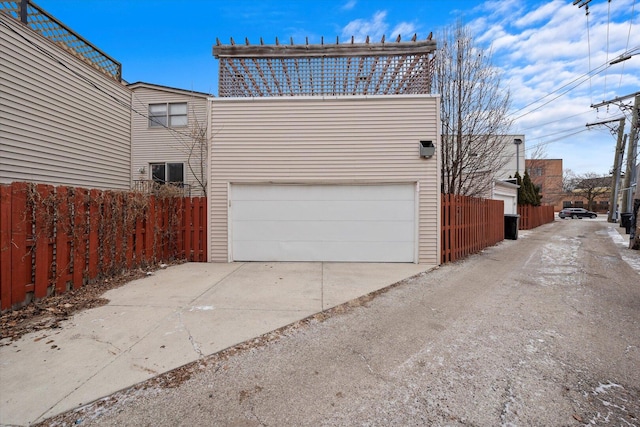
[
  {"left": 138, "top": 166, "right": 146, "bottom": 174},
  {"left": 420, "top": 140, "right": 435, "bottom": 158}
]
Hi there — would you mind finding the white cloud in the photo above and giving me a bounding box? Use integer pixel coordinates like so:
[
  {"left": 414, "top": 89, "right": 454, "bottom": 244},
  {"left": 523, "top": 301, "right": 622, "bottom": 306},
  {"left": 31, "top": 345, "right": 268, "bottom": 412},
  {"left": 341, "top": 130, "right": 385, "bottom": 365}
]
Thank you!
[
  {"left": 341, "top": 10, "right": 388, "bottom": 42},
  {"left": 468, "top": 0, "right": 639, "bottom": 175},
  {"left": 341, "top": 11, "right": 418, "bottom": 43},
  {"left": 341, "top": 0, "right": 357, "bottom": 11},
  {"left": 514, "top": 0, "right": 564, "bottom": 27},
  {"left": 390, "top": 22, "right": 417, "bottom": 40}
]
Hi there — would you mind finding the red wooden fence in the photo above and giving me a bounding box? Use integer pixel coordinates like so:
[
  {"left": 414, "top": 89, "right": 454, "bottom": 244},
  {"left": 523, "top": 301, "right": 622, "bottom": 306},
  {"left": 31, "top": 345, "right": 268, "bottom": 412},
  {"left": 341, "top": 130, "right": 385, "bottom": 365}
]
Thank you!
[
  {"left": 0, "top": 182, "right": 207, "bottom": 311},
  {"left": 441, "top": 194, "right": 504, "bottom": 264},
  {"left": 518, "top": 205, "right": 555, "bottom": 230}
]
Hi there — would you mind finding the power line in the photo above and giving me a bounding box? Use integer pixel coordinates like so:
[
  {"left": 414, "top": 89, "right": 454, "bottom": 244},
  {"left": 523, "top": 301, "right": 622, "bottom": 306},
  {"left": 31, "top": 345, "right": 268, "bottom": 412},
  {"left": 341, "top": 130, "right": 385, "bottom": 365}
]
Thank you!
[
  {"left": 618, "top": 0, "right": 637, "bottom": 92},
  {"left": 524, "top": 128, "right": 592, "bottom": 151},
  {"left": 586, "top": 0, "right": 593, "bottom": 105},
  {"left": 507, "top": 62, "right": 607, "bottom": 122},
  {"left": 516, "top": 110, "right": 594, "bottom": 132},
  {"left": 508, "top": 42, "right": 639, "bottom": 124},
  {"left": 603, "top": 0, "right": 611, "bottom": 100},
  {"left": 526, "top": 125, "right": 588, "bottom": 142}
]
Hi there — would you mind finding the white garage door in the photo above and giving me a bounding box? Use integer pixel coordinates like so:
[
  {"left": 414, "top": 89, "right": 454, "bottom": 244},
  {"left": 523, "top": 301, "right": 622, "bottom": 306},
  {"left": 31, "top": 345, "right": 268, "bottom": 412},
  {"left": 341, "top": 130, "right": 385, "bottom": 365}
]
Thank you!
[{"left": 230, "top": 184, "right": 416, "bottom": 262}]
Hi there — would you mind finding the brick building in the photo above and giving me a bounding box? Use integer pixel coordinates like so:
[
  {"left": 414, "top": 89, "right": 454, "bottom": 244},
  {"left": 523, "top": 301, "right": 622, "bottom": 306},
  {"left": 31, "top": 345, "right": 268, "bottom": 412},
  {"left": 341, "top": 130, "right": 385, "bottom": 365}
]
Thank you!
[{"left": 526, "top": 159, "right": 564, "bottom": 211}]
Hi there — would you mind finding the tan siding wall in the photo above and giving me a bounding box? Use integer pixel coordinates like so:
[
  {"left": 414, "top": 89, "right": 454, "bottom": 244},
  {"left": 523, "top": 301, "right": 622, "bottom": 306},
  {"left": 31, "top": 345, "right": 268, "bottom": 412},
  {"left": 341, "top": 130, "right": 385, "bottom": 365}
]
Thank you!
[
  {"left": 130, "top": 88, "right": 208, "bottom": 196},
  {"left": 209, "top": 95, "right": 441, "bottom": 264},
  {"left": 209, "top": 181, "right": 229, "bottom": 260},
  {"left": 0, "top": 14, "right": 131, "bottom": 189}
]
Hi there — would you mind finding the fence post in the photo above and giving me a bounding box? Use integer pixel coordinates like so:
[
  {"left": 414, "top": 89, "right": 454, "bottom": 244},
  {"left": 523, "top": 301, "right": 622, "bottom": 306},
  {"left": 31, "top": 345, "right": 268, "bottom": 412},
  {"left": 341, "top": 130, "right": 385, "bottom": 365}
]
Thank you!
[
  {"left": 102, "top": 191, "right": 113, "bottom": 274},
  {"left": 192, "top": 197, "right": 201, "bottom": 261},
  {"left": 145, "top": 196, "right": 155, "bottom": 263},
  {"left": 10, "top": 182, "right": 29, "bottom": 306},
  {"left": 34, "top": 184, "right": 53, "bottom": 299},
  {"left": 1, "top": 185, "right": 12, "bottom": 310},
  {"left": 183, "top": 197, "right": 192, "bottom": 261},
  {"left": 55, "top": 186, "right": 71, "bottom": 294},
  {"left": 124, "top": 193, "right": 134, "bottom": 269},
  {"left": 73, "top": 188, "right": 87, "bottom": 289},
  {"left": 113, "top": 192, "right": 124, "bottom": 271},
  {"left": 87, "top": 189, "right": 100, "bottom": 281}
]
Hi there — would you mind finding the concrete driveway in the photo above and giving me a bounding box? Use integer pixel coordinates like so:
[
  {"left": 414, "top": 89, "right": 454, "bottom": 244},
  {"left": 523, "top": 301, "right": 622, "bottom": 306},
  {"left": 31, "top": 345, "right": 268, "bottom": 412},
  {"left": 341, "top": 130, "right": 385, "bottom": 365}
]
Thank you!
[{"left": 0, "top": 261, "right": 430, "bottom": 426}]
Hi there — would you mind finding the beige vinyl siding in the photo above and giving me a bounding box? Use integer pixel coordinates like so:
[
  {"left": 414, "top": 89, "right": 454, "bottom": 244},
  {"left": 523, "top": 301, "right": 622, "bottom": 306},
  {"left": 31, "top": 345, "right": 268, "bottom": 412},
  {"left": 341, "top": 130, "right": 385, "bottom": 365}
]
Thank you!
[
  {"left": 209, "top": 181, "right": 229, "bottom": 261},
  {"left": 130, "top": 87, "right": 208, "bottom": 196},
  {"left": 0, "top": 14, "right": 130, "bottom": 190},
  {"left": 209, "top": 95, "right": 441, "bottom": 264}
]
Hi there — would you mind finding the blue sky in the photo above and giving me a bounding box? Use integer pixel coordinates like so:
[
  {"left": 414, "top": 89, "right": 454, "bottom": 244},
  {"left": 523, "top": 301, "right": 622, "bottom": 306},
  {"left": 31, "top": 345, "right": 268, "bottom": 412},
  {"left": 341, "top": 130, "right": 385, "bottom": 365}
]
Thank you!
[{"left": 38, "top": 0, "right": 639, "bottom": 176}]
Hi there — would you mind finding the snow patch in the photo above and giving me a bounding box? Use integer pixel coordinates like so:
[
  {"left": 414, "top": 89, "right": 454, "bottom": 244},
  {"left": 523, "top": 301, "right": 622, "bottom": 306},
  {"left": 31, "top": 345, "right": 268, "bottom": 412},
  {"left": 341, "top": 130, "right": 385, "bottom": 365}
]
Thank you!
[
  {"left": 189, "top": 305, "right": 215, "bottom": 311},
  {"left": 607, "top": 227, "right": 640, "bottom": 274},
  {"left": 594, "top": 382, "right": 623, "bottom": 395},
  {"left": 537, "top": 235, "right": 581, "bottom": 287}
]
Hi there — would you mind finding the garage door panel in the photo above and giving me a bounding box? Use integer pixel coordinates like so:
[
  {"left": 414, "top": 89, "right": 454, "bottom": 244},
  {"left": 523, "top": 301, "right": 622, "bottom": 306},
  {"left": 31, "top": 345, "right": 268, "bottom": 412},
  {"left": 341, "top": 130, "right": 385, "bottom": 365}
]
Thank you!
[
  {"left": 233, "top": 200, "right": 415, "bottom": 221},
  {"left": 233, "top": 184, "right": 414, "bottom": 202},
  {"left": 231, "top": 184, "right": 416, "bottom": 262},
  {"left": 233, "top": 240, "right": 414, "bottom": 262},
  {"left": 234, "top": 220, "right": 415, "bottom": 242}
]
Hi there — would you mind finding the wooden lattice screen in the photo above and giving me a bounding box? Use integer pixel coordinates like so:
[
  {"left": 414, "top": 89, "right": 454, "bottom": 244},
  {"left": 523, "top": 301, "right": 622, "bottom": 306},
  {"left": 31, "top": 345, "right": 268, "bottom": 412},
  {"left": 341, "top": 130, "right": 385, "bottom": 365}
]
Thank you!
[
  {"left": 0, "top": 0, "right": 122, "bottom": 80},
  {"left": 213, "top": 35, "right": 436, "bottom": 97}
]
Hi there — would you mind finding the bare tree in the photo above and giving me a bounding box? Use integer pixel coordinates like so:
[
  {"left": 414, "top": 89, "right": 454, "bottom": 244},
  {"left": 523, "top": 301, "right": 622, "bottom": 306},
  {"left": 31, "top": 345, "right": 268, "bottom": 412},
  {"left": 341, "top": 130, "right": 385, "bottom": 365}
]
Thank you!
[
  {"left": 562, "top": 169, "right": 578, "bottom": 193},
  {"left": 161, "top": 102, "right": 209, "bottom": 195},
  {"left": 528, "top": 143, "right": 548, "bottom": 161},
  {"left": 434, "top": 23, "right": 512, "bottom": 196},
  {"left": 184, "top": 110, "right": 208, "bottom": 195},
  {"left": 571, "top": 172, "right": 611, "bottom": 211}
]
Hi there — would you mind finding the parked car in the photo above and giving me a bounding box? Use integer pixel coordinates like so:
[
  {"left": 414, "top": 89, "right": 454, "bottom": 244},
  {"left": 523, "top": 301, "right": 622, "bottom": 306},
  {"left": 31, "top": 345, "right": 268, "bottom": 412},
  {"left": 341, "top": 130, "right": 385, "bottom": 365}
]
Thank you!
[{"left": 558, "top": 208, "right": 598, "bottom": 219}]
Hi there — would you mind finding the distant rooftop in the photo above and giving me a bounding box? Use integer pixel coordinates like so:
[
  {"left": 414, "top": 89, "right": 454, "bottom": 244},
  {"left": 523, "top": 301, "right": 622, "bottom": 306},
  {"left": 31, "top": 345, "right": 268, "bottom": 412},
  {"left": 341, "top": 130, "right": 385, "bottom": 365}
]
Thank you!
[
  {"left": 0, "top": 0, "right": 122, "bottom": 81},
  {"left": 213, "top": 34, "right": 436, "bottom": 98}
]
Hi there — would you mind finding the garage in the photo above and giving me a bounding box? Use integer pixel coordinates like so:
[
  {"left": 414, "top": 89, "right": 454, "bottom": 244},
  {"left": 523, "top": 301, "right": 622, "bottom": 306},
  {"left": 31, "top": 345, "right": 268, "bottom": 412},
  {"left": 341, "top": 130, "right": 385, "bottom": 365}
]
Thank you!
[{"left": 230, "top": 183, "right": 416, "bottom": 262}]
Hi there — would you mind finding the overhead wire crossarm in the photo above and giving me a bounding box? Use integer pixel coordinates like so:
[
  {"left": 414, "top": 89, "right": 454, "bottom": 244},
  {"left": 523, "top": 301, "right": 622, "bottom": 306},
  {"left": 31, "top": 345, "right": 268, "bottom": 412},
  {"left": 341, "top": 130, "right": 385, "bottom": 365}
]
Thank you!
[
  {"left": 586, "top": 117, "right": 626, "bottom": 127},
  {"left": 591, "top": 91, "right": 640, "bottom": 109}
]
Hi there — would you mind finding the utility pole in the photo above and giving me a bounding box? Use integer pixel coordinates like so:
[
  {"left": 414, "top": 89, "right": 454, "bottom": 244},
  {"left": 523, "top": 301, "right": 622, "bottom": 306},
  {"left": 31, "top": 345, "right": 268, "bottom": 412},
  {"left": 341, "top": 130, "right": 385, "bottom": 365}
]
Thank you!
[
  {"left": 586, "top": 117, "right": 625, "bottom": 222},
  {"left": 622, "top": 94, "right": 639, "bottom": 213},
  {"left": 629, "top": 95, "right": 640, "bottom": 250},
  {"left": 591, "top": 91, "right": 640, "bottom": 218},
  {"left": 614, "top": 134, "right": 627, "bottom": 222},
  {"left": 632, "top": 182, "right": 640, "bottom": 250},
  {"left": 607, "top": 117, "right": 625, "bottom": 222}
]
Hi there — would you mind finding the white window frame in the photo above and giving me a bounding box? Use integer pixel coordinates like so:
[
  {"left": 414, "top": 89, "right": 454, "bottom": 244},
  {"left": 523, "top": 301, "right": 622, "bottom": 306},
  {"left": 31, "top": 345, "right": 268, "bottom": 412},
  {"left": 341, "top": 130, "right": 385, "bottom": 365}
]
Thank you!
[
  {"left": 150, "top": 162, "right": 185, "bottom": 184},
  {"left": 148, "top": 102, "right": 188, "bottom": 128}
]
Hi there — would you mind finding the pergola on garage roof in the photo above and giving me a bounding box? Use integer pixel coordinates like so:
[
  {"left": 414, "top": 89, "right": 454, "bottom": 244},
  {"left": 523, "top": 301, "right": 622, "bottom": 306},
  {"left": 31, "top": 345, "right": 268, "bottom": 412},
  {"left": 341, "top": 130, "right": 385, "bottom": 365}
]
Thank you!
[{"left": 212, "top": 34, "right": 437, "bottom": 98}]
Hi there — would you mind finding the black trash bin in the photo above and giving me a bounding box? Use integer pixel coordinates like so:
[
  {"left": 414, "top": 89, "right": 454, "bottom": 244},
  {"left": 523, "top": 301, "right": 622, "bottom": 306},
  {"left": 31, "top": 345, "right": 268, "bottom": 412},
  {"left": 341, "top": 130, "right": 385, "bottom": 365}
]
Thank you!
[
  {"left": 620, "top": 213, "right": 633, "bottom": 234},
  {"left": 504, "top": 214, "right": 520, "bottom": 240}
]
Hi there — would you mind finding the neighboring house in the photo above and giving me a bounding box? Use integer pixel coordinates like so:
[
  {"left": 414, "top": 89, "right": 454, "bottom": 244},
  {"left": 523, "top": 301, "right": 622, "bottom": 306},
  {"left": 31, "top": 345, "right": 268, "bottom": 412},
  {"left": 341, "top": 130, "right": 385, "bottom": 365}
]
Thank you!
[
  {"left": 210, "top": 37, "right": 440, "bottom": 264},
  {"left": 492, "top": 180, "right": 519, "bottom": 215},
  {"left": 129, "top": 82, "right": 211, "bottom": 196},
  {"left": 494, "top": 134, "right": 526, "bottom": 180},
  {"left": 526, "top": 159, "right": 564, "bottom": 211},
  {"left": 0, "top": 1, "right": 131, "bottom": 190}
]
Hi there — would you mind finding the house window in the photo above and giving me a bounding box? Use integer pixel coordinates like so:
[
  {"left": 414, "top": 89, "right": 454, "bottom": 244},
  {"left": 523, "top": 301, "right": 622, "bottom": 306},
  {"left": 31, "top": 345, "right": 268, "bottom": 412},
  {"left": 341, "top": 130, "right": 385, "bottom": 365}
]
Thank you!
[
  {"left": 148, "top": 103, "right": 188, "bottom": 128},
  {"left": 151, "top": 162, "right": 184, "bottom": 184},
  {"left": 531, "top": 167, "right": 544, "bottom": 177}
]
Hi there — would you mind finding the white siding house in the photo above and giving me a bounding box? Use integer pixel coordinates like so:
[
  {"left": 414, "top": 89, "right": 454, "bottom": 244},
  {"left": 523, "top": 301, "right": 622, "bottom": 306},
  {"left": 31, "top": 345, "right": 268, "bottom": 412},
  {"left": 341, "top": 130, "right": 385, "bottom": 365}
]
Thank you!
[
  {"left": 209, "top": 95, "right": 441, "bottom": 265},
  {"left": 129, "top": 82, "right": 210, "bottom": 196},
  {"left": 492, "top": 180, "right": 519, "bottom": 215},
  {"left": 0, "top": 11, "right": 131, "bottom": 190}
]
